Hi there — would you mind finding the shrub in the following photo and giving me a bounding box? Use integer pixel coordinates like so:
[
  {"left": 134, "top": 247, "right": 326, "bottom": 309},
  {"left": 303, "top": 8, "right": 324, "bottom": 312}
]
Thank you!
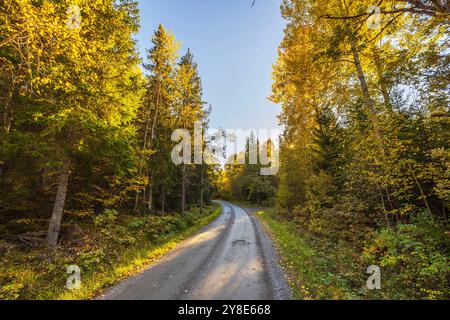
[
  {"left": 363, "top": 213, "right": 450, "bottom": 299},
  {"left": 93, "top": 209, "right": 118, "bottom": 226}
]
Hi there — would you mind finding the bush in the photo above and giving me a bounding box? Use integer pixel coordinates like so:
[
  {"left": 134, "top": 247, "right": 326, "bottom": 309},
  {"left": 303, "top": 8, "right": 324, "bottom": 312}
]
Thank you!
[
  {"left": 363, "top": 213, "right": 450, "bottom": 299},
  {"left": 292, "top": 194, "right": 375, "bottom": 244},
  {"left": 0, "top": 281, "right": 25, "bottom": 300},
  {"left": 93, "top": 209, "right": 118, "bottom": 226}
]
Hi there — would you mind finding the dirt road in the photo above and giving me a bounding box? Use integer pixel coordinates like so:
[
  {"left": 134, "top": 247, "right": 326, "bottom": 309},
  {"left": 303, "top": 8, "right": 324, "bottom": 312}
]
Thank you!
[{"left": 99, "top": 201, "right": 291, "bottom": 300}]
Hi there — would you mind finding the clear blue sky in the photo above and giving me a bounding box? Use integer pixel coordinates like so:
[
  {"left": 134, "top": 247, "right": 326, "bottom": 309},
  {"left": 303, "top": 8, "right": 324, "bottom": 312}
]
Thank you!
[{"left": 136, "top": 0, "right": 284, "bottom": 132}]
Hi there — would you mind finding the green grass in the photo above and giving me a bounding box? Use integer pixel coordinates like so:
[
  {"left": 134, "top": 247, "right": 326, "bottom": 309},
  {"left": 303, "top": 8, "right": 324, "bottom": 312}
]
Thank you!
[
  {"left": 62, "top": 205, "right": 222, "bottom": 300},
  {"left": 0, "top": 205, "right": 222, "bottom": 300},
  {"left": 256, "top": 209, "right": 363, "bottom": 300}
]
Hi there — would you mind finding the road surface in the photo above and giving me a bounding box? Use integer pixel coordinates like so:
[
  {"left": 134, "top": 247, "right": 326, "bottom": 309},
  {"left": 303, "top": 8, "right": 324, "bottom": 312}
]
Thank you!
[{"left": 99, "top": 201, "right": 291, "bottom": 300}]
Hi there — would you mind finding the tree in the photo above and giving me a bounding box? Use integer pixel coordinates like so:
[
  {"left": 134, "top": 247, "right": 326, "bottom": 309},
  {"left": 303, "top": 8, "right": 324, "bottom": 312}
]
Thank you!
[
  {"left": 0, "top": 0, "right": 144, "bottom": 247},
  {"left": 273, "top": 0, "right": 448, "bottom": 222},
  {"left": 174, "top": 49, "right": 205, "bottom": 214},
  {"left": 220, "top": 136, "right": 278, "bottom": 205},
  {"left": 137, "top": 24, "right": 179, "bottom": 212}
]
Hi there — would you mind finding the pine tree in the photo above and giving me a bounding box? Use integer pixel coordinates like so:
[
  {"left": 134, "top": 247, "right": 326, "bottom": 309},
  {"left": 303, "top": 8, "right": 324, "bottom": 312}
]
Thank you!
[
  {"left": 137, "top": 24, "right": 179, "bottom": 212},
  {"left": 0, "top": 0, "right": 144, "bottom": 247},
  {"left": 174, "top": 49, "right": 205, "bottom": 214}
]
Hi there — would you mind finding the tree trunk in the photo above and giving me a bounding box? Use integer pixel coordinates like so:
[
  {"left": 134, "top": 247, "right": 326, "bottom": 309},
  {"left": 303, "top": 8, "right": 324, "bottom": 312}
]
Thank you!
[
  {"left": 142, "top": 172, "right": 147, "bottom": 207},
  {"left": 200, "top": 162, "right": 205, "bottom": 214},
  {"left": 46, "top": 159, "right": 71, "bottom": 248},
  {"left": 150, "top": 90, "right": 161, "bottom": 142},
  {"left": 378, "top": 185, "right": 391, "bottom": 228},
  {"left": 140, "top": 89, "right": 161, "bottom": 212},
  {"left": 135, "top": 86, "right": 161, "bottom": 212},
  {"left": 148, "top": 182, "right": 153, "bottom": 211},
  {"left": 2, "top": 87, "right": 14, "bottom": 135},
  {"left": 134, "top": 191, "right": 140, "bottom": 212},
  {"left": 442, "top": 202, "right": 448, "bottom": 224},
  {"left": 408, "top": 162, "right": 433, "bottom": 216},
  {"left": 182, "top": 164, "right": 186, "bottom": 215},
  {"left": 372, "top": 47, "right": 393, "bottom": 111},
  {"left": 350, "top": 40, "right": 383, "bottom": 144},
  {"left": 160, "top": 184, "right": 166, "bottom": 214}
]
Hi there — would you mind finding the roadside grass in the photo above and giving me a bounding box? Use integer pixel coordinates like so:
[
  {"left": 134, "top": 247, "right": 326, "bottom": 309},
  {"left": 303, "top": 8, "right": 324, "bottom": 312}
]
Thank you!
[
  {"left": 0, "top": 205, "right": 222, "bottom": 300},
  {"left": 230, "top": 200, "right": 268, "bottom": 209},
  {"left": 256, "top": 209, "right": 364, "bottom": 300}
]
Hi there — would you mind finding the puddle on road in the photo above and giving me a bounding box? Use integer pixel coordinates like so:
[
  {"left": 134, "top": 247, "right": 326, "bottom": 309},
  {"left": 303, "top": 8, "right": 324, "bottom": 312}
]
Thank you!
[{"left": 232, "top": 240, "right": 251, "bottom": 246}]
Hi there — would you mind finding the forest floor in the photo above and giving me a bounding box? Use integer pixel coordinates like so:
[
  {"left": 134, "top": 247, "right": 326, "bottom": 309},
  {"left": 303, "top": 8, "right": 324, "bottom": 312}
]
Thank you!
[{"left": 0, "top": 205, "right": 221, "bottom": 300}]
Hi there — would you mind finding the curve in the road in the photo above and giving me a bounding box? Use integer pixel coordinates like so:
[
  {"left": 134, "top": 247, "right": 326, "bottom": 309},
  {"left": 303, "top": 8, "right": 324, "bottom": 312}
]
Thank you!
[{"left": 98, "top": 201, "right": 291, "bottom": 300}]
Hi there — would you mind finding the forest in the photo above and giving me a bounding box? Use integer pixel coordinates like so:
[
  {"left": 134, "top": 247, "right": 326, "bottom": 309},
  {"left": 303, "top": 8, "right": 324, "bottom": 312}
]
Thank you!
[
  {"left": 0, "top": 0, "right": 220, "bottom": 299},
  {"left": 0, "top": 0, "right": 449, "bottom": 300},
  {"left": 221, "top": 0, "right": 449, "bottom": 299}
]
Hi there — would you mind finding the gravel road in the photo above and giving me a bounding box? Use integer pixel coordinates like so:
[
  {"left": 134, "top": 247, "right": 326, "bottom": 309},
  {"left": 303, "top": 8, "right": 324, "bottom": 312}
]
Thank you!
[{"left": 98, "top": 201, "right": 291, "bottom": 300}]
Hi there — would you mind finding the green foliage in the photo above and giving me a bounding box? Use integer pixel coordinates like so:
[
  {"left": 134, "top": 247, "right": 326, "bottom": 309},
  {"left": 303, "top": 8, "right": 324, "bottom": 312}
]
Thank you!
[
  {"left": 258, "top": 209, "right": 362, "bottom": 300},
  {"left": 269, "top": 0, "right": 450, "bottom": 299},
  {"left": 364, "top": 213, "right": 450, "bottom": 300},
  {"left": 260, "top": 208, "right": 450, "bottom": 300},
  {"left": 220, "top": 137, "right": 278, "bottom": 205},
  {"left": 93, "top": 209, "right": 118, "bottom": 227},
  {"left": 0, "top": 205, "right": 220, "bottom": 300},
  {"left": 1, "top": 0, "right": 448, "bottom": 301},
  {"left": 0, "top": 2, "right": 215, "bottom": 251}
]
